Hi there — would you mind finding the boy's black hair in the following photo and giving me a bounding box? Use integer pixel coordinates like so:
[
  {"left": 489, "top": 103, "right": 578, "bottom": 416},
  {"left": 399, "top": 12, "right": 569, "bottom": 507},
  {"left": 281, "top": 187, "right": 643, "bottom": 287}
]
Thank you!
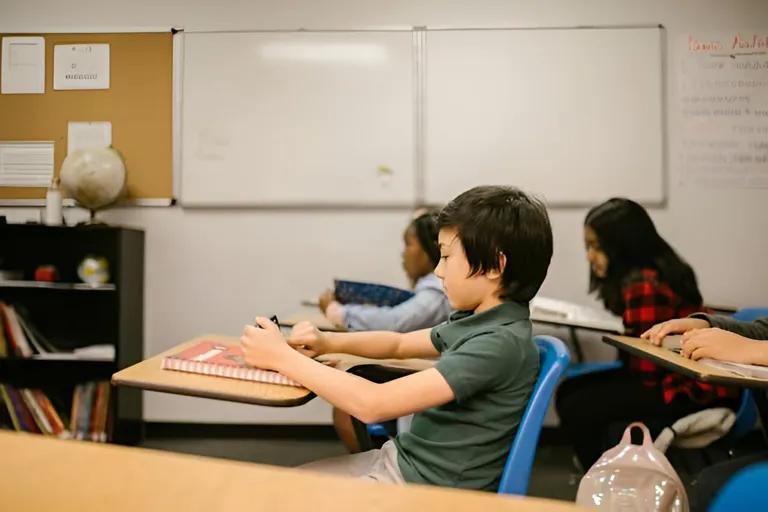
[
  {"left": 437, "top": 186, "right": 553, "bottom": 302},
  {"left": 585, "top": 197, "right": 703, "bottom": 315},
  {"left": 410, "top": 210, "right": 441, "bottom": 267}
]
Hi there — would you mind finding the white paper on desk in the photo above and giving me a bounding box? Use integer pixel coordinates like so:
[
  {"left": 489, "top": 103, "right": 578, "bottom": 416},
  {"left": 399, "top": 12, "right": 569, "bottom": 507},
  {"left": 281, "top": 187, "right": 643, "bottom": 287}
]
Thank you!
[
  {"left": 67, "top": 121, "right": 112, "bottom": 154},
  {"left": 1, "top": 36, "right": 45, "bottom": 94},
  {"left": 531, "top": 296, "right": 625, "bottom": 332},
  {"left": 53, "top": 43, "right": 110, "bottom": 90},
  {"left": 699, "top": 358, "right": 768, "bottom": 380}
]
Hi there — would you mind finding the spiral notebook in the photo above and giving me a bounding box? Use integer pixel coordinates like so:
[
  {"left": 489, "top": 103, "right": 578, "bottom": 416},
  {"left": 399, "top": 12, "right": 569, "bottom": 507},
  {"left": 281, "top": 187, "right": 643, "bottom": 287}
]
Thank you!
[{"left": 161, "top": 341, "right": 302, "bottom": 387}]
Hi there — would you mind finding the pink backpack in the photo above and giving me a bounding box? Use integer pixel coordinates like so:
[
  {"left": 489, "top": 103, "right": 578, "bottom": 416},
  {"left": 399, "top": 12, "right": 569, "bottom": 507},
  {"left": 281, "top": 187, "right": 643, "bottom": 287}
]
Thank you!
[{"left": 576, "top": 422, "right": 689, "bottom": 511}]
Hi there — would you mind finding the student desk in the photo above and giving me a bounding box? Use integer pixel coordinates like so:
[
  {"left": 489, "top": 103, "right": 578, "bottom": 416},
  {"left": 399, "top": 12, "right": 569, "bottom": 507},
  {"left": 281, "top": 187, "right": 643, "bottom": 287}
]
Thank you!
[
  {"left": 282, "top": 308, "right": 346, "bottom": 332},
  {"left": 603, "top": 334, "right": 768, "bottom": 429},
  {"left": 530, "top": 306, "right": 623, "bottom": 363},
  {"left": 112, "top": 336, "right": 433, "bottom": 407},
  {"left": 0, "top": 432, "right": 588, "bottom": 512},
  {"left": 111, "top": 335, "right": 314, "bottom": 406}
]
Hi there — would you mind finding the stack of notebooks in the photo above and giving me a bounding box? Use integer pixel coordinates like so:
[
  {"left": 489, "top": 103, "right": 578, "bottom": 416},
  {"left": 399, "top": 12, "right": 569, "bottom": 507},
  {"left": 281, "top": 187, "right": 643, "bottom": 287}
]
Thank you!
[
  {"left": 334, "top": 279, "right": 414, "bottom": 307},
  {"left": 0, "top": 381, "right": 112, "bottom": 442}
]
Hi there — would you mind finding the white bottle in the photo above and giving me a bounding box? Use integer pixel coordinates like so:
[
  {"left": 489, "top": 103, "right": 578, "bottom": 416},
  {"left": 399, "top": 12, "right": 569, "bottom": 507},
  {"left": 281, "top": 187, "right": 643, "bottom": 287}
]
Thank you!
[{"left": 44, "top": 177, "right": 63, "bottom": 226}]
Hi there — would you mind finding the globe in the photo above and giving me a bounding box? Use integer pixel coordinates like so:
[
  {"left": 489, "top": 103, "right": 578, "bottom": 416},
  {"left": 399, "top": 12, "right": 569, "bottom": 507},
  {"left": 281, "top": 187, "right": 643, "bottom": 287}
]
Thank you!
[{"left": 60, "top": 147, "right": 126, "bottom": 220}]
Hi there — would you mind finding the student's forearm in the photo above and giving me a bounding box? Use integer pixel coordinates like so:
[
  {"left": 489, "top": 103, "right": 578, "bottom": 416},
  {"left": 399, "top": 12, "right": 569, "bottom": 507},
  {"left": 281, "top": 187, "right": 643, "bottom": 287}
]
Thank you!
[
  {"left": 324, "top": 330, "right": 403, "bottom": 358},
  {"left": 275, "top": 350, "right": 386, "bottom": 423},
  {"left": 745, "top": 342, "right": 768, "bottom": 366}
]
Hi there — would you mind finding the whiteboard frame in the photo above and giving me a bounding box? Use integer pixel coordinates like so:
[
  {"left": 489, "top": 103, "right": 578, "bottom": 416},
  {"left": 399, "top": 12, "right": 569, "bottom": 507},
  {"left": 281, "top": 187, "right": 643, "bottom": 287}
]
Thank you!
[{"left": 177, "top": 25, "right": 667, "bottom": 209}]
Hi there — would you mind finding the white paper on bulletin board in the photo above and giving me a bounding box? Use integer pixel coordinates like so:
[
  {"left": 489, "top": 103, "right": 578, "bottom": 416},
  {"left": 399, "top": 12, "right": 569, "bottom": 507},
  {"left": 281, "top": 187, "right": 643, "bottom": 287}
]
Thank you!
[
  {"left": 1, "top": 36, "right": 45, "bottom": 94},
  {"left": 53, "top": 43, "right": 110, "bottom": 90},
  {"left": 678, "top": 32, "right": 768, "bottom": 189}
]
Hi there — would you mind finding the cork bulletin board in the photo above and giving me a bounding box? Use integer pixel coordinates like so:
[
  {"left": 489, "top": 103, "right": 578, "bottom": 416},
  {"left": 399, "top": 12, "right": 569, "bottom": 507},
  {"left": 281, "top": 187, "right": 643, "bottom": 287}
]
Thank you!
[{"left": 0, "top": 32, "right": 173, "bottom": 201}]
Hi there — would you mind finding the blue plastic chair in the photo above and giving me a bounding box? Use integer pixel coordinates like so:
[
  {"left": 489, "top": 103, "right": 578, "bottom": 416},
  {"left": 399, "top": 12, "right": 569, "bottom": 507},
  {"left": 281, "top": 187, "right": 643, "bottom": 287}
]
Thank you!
[
  {"left": 497, "top": 335, "right": 571, "bottom": 495},
  {"left": 708, "top": 462, "right": 768, "bottom": 512},
  {"left": 731, "top": 307, "right": 768, "bottom": 323},
  {"left": 563, "top": 360, "right": 622, "bottom": 379},
  {"left": 726, "top": 307, "right": 768, "bottom": 439}
]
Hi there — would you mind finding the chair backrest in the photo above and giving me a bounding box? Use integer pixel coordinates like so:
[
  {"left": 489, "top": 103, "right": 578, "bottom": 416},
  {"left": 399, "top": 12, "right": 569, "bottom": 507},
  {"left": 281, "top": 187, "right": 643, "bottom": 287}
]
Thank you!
[
  {"left": 497, "top": 335, "right": 570, "bottom": 495},
  {"left": 727, "top": 307, "right": 768, "bottom": 439},
  {"left": 731, "top": 307, "right": 768, "bottom": 322},
  {"left": 708, "top": 462, "right": 768, "bottom": 512}
]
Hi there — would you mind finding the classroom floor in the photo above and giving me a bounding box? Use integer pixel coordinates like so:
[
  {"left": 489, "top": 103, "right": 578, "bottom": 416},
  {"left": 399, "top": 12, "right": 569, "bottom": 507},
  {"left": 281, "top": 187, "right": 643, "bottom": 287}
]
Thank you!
[{"left": 139, "top": 425, "right": 580, "bottom": 501}]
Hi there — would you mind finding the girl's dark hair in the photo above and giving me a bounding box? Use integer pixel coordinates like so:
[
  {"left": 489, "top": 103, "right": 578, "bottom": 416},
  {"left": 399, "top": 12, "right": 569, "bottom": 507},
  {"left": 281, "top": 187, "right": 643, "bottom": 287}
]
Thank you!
[
  {"left": 586, "top": 198, "right": 703, "bottom": 315},
  {"left": 437, "top": 186, "right": 553, "bottom": 302},
  {"left": 411, "top": 211, "right": 441, "bottom": 267}
]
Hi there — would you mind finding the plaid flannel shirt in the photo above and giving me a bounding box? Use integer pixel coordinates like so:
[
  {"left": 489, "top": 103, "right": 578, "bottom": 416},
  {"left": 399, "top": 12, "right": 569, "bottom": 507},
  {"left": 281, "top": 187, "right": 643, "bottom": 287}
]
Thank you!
[{"left": 622, "top": 269, "right": 738, "bottom": 404}]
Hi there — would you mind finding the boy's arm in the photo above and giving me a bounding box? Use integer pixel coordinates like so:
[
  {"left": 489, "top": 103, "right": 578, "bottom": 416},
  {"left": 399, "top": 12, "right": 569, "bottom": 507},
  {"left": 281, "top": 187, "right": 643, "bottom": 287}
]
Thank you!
[
  {"left": 279, "top": 353, "right": 454, "bottom": 423},
  {"left": 337, "top": 289, "right": 449, "bottom": 332},
  {"left": 288, "top": 322, "right": 440, "bottom": 360},
  {"left": 242, "top": 320, "right": 451, "bottom": 423}
]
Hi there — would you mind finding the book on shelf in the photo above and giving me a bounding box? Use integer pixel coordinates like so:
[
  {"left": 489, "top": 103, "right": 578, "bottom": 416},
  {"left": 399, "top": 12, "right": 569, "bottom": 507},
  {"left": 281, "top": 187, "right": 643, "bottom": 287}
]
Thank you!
[
  {"left": 162, "top": 340, "right": 302, "bottom": 388},
  {"left": 0, "top": 381, "right": 110, "bottom": 441},
  {"left": 333, "top": 279, "right": 414, "bottom": 308},
  {"left": 0, "top": 302, "right": 34, "bottom": 357},
  {"left": 70, "top": 381, "right": 111, "bottom": 442},
  {"left": 0, "top": 301, "right": 115, "bottom": 361}
]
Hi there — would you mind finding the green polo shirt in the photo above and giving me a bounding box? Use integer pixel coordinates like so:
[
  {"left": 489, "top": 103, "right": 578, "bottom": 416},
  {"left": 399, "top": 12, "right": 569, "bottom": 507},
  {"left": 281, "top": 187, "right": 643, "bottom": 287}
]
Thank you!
[{"left": 394, "top": 301, "right": 539, "bottom": 490}]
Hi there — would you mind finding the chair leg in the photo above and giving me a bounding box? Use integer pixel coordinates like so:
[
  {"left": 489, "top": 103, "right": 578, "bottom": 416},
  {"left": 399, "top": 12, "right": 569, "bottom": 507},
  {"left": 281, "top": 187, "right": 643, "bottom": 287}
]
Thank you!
[{"left": 351, "top": 416, "right": 375, "bottom": 452}]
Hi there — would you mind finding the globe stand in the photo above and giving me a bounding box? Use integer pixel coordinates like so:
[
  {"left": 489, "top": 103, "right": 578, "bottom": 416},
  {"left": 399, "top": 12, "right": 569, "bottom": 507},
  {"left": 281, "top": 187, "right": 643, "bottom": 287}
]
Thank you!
[{"left": 74, "top": 207, "right": 109, "bottom": 226}]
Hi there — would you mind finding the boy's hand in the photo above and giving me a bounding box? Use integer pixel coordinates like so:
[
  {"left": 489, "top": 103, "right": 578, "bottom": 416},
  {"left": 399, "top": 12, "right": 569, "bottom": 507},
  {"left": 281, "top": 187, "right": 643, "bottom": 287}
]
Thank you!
[
  {"left": 240, "top": 317, "right": 293, "bottom": 371},
  {"left": 641, "top": 318, "right": 710, "bottom": 345},
  {"left": 318, "top": 289, "right": 336, "bottom": 313},
  {"left": 288, "top": 321, "right": 331, "bottom": 358},
  {"left": 681, "top": 327, "right": 762, "bottom": 363}
]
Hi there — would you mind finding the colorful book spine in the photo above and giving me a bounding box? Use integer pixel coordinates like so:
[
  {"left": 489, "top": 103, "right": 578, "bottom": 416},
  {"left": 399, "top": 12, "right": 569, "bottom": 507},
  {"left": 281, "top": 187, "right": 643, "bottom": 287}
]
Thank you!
[
  {"left": 5, "top": 386, "right": 40, "bottom": 433},
  {"left": 89, "top": 382, "right": 110, "bottom": 442},
  {"left": 20, "top": 388, "right": 53, "bottom": 434},
  {"left": 69, "top": 384, "right": 82, "bottom": 435},
  {"left": 0, "top": 385, "right": 21, "bottom": 431},
  {"left": 0, "top": 311, "right": 7, "bottom": 357},
  {"left": 32, "top": 390, "right": 67, "bottom": 438},
  {"left": 1, "top": 304, "right": 33, "bottom": 357},
  {"left": 0, "top": 303, "right": 19, "bottom": 356}
]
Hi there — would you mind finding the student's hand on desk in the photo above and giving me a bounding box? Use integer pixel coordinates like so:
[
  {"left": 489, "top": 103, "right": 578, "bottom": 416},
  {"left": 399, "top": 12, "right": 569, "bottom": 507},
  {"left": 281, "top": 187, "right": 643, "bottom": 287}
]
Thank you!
[
  {"left": 287, "top": 321, "right": 330, "bottom": 358},
  {"left": 642, "top": 318, "right": 710, "bottom": 345},
  {"left": 240, "top": 317, "right": 294, "bottom": 371},
  {"left": 318, "top": 289, "right": 336, "bottom": 313},
  {"left": 680, "top": 328, "right": 762, "bottom": 363}
]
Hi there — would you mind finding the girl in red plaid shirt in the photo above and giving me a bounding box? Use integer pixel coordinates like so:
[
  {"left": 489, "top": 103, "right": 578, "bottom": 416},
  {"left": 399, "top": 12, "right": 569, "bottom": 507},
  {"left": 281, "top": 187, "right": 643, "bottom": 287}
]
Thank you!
[{"left": 556, "top": 198, "right": 739, "bottom": 469}]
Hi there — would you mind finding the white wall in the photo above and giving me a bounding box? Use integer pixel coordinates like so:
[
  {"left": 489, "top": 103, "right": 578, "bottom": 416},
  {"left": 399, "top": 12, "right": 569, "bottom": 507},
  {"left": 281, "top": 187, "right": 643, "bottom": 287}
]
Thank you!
[{"left": 2, "top": 0, "right": 767, "bottom": 423}]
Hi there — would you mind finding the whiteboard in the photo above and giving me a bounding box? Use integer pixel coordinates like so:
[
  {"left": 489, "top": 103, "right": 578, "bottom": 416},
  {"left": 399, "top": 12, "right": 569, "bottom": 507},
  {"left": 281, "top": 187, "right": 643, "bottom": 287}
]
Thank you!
[
  {"left": 423, "top": 28, "right": 665, "bottom": 205},
  {"left": 180, "top": 31, "right": 415, "bottom": 206}
]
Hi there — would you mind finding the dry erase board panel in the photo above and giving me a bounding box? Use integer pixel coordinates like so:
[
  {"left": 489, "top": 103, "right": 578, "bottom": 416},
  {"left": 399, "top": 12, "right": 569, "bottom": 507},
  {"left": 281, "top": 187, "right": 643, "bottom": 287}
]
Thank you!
[
  {"left": 0, "top": 32, "right": 173, "bottom": 201},
  {"left": 180, "top": 31, "right": 415, "bottom": 207},
  {"left": 424, "top": 28, "right": 665, "bottom": 205}
]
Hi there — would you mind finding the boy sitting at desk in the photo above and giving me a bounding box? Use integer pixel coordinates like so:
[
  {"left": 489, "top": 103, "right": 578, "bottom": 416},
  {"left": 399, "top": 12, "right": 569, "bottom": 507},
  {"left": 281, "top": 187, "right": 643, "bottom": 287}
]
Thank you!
[{"left": 240, "top": 185, "right": 553, "bottom": 490}]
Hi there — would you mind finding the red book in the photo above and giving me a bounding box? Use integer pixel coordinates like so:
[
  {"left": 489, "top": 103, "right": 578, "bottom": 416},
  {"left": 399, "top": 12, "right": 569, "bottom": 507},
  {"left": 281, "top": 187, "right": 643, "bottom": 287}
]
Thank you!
[{"left": 162, "top": 341, "right": 302, "bottom": 387}]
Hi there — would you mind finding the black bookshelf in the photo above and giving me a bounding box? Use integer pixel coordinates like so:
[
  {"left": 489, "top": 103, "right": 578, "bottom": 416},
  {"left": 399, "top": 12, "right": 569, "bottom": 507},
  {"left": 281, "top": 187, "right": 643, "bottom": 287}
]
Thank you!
[{"left": 0, "top": 224, "right": 144, "bottom": 444}]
